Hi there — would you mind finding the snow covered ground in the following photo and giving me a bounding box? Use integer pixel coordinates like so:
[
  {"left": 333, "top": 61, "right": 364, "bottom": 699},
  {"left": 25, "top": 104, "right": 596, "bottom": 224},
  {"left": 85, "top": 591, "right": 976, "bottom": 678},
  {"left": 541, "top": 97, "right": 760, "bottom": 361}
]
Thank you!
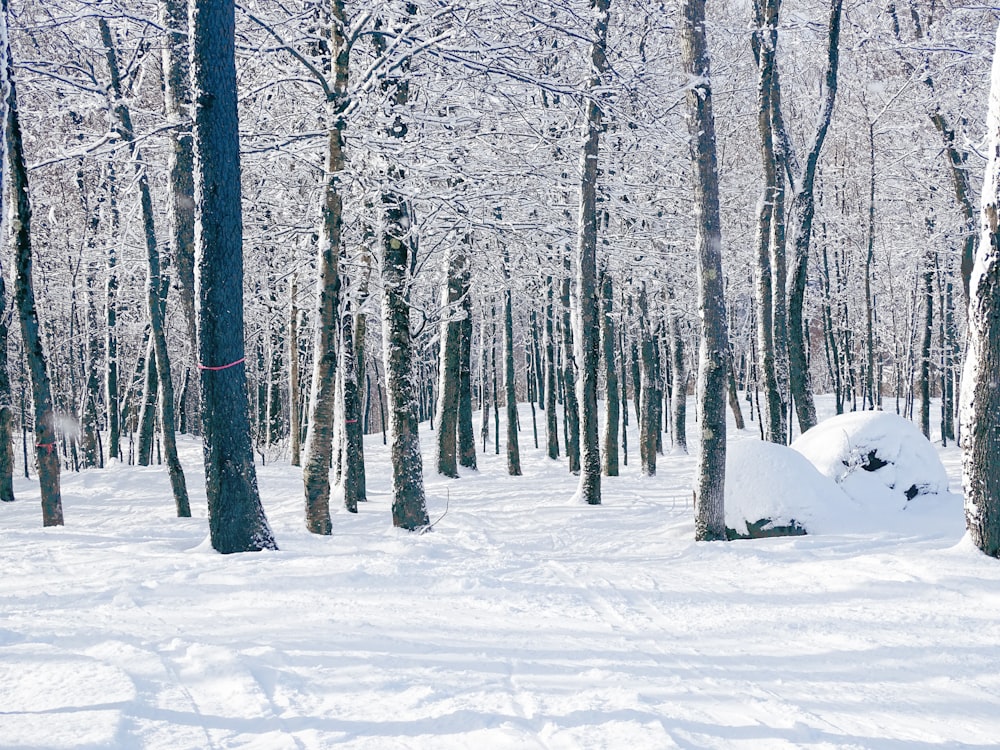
[{"left": 3, "top": 396, "right": 1000, "bottom": 749}]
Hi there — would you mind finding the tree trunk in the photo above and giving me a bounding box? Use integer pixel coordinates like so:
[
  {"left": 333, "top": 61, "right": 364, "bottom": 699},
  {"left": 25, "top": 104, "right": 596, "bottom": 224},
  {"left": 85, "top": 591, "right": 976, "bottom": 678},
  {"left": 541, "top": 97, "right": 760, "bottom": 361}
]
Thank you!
[
  {"left": 100, "top": 17, "right": 189, "bottom": 516},
  {"left": 561, "top": 265, "right": 580, "bottom": 474},
  {"left": 377, "top": 12, "right": 428, "bottom": 530},
  {"left": 160, "top": 0, "right": 198, "bottom": 433},
  {"left": 681, "top": 0, "right": 729, "bottom": 541},
  {"left": 191, "top": 0, "right": 276, "bottom": 553},
  {"left": 600, "top": 272, "right": 619, "bottom": 476},
  {"left": 864, "top": 121, "right": 877, "bottom": 410},
  {"left": 4, "top": 4, "right": 62, "bottom": 525},
  {"left": 572, "top": 0, "right": 610, "bottom": 504},
  {"left": 289, "top": 275, "right": 301, "bottom": 466},
  {"left": 962, "top": 24, "right": 1000, "bottom": 557},
  {"left": 79, "top": 269, "right": 103, "bottom": 469},
  {"left": 919, "top": 253, "right": 933, "bottom": 439},
  {"left": 638, "top": 285, "right": 657, "bottom": 476},
  {"left": 503, "top": 274, "right": 521, "bottom": 476},
  {"left": 0, "top": 274, "right": 13, "bottom": 501},
  {"left": 545, "top": 276, "right": 559, "bottom": 459},
  {"left": 137, "top": 339, "right": 157, "bottom": 466},
  {"left": 787, "top": 0, "right": 842, "bottom": 435},
  {"left": 457, "top": 286, "right": 476, "bottom": 470},
  {"left": 302, "top": 0, "right": 349, "bottom": 534},
  {"left": 752, "top": 0, "right": 786, "bottom": 444},
  {"left": 104, "top": 161, "right": 121, "bottom": 462},
  {"left": 670, "top": 312, "right": 687, "bottom": 453},
  {"left": 434, "top": 232, "right": 466, "bottom": 477}
]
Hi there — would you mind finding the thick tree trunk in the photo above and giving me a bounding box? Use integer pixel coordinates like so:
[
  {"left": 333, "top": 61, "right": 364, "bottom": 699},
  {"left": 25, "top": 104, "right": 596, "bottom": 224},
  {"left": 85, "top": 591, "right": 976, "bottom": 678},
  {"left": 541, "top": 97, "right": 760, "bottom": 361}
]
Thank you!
[
  {"left": 962, "top": 24, "right": 1000, "bottom": 557},
  {"left": 434, "top": 232, "right": 467, "bottom": 477},
  {"left": 572, "top": 0, "right": 610, "bottom": 504},
  {"left": 191, "top": 0, "right": 276, "bottom": 553},
  {"left": 682, "top": 0, "right": 729, "bottom": 541},
  {"left": 4, "top": 8, "right": 62, "bottom": 525},
  {"left": 378, "top": 12, "right": 428, "bottom": 530}
]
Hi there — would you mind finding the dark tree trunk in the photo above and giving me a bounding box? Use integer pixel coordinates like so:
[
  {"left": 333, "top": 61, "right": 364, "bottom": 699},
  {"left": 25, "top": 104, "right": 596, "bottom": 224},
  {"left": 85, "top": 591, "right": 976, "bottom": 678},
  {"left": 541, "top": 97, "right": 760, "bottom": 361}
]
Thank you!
[
  {"left": 561, "top": 266, "right": 580, "bottom": 474},
  {"left": 104, "top": 161, "right": 121, "bottom": 461},
  {"left": 377, "top": 12, "right": 428, "bottom": 530},
  {"left": 638, "top": 285, "right": 657, "bottom": 476},
  {"left": 100, "top": 17, "right": 189, "bottom": 516},
  {"left": 137, "top": 343, "right": 157, "bottom": 466},
  {"left": 4, "top": 8, "right": 62, "bottom": 525},
  {"left": 669, "top": 313, "right": 687, "bottom": 453},
  {"left": 572, "top": 0, "right": 610, "bottom": 504},
  {"left": 503, "top": 278, "right": 521, "bottom": 476},
  {"left": 434, "top": 232, "right": 467, "bottom": 477},
  {"left": 681, "top": 0, "right": 729, "bottom": 541},
  {"left": 190, "top": 0, "right": 276, "bottom": 553},
  {"left": 600, "top": 272, "right": 619, "bottom": 476},
  {"left": 457, "top": 294, "right": 477, "bottom": 470},
  {"left": 289, "top": 275, "right": 301, "bottom": 466},
  {"left": 787, "top": 0, "right": 842, "bottom": 435},
  {"left": 80, "top": 270, "right": 103, "bottom": 469},
  {"left": 919, "top": 254, "right": 933, "bottom": 439},
  {"left": 0, "top": 274, "right": 13, "bottom": 502},
  {"left": 339, "top": 290, "right": 363, "bottom": 512},
  {"left": 544, "top": 276, "right": 559, "bottom": 459}
]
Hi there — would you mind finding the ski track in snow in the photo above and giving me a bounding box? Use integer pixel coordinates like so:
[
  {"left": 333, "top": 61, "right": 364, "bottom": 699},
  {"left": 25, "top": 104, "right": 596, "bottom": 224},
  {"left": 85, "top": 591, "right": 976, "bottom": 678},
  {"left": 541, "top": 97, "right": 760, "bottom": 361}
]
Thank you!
[{"left": 2, "top": 396, "right": 999, "bottom": 749}]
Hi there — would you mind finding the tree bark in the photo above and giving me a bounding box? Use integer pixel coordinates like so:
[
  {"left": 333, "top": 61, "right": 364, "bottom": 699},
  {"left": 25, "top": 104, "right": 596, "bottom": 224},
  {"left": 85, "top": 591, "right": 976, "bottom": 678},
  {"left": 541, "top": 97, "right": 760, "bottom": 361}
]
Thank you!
[
  {"left": 561, "top": 265, "right": 580, "bottom": 474},
  {"left": 434, "top": 231, "right": 467, "bottom": 477},
  {"left": 600, "top": 272, "right": 619, "bottom": 476},
  {"left": 302, "top": 0, "right": 349, "bottom": 534},
  {"left": 503, "top": 282, "right": 521, "bottom": 476},
  {"left": 100, "top": 17, "right": 189, "bottom": 516},
  {"left": 681, "top": 0, "right": 729, "bottom": 541},
  {"left": 638, "top": 285, "right": 657, "bottom": 476},
  {"left": 377, "top": 12, "right": 429, "bottom": 531},
  {"left": 962, "top": 24, "right": 1000, "bottom": 557},
  {"left": 4, "top": 3, "right": 61, "bottom": 525},
  {"left": 544, "top": 276, "right": 559, "bottom": 459},
  {"left": 190, "top": 0, "right": 276, "bottom": 552},
  {"left": 0, "top": 274, "right": 13, "bottom": 501}
]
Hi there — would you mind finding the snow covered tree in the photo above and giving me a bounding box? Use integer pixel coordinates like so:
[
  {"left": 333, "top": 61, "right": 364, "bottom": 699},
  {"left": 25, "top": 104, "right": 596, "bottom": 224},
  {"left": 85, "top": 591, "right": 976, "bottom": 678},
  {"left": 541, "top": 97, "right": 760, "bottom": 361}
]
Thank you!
[{"left": 962, "top": 22, "right": 1000, "bottom": 559}]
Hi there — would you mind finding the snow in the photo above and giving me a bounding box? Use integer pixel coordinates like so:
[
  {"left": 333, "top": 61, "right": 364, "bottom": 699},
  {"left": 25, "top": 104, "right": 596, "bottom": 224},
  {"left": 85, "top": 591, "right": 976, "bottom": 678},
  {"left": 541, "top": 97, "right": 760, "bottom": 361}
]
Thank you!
[
  {"left": 790, "top": 411, "right": 951, "bottom": 513},
  {"left": 725, "top": 436, "right": 854, "bottom": 535},
  {"left": 3, "top": 397, "right": 1000, "bottom": 749}
]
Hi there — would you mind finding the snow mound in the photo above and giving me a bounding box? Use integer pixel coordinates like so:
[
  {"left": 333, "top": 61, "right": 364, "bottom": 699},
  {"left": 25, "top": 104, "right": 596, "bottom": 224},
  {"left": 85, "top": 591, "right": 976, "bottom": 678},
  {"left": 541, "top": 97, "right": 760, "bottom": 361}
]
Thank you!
[
  {"left": 790, "top": 411, "right": 950, "bottom": 508},
  {"left": 725, "top": 438, "right": 854, "bottom": 537}
]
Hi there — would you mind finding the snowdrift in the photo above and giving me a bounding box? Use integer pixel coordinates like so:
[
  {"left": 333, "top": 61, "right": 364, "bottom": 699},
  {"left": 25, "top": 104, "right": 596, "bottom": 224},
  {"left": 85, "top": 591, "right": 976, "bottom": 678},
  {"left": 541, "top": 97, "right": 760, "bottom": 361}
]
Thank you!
[
  {"left": 724, "top": 437, "right": 854, "bottom": 538},
  {"left": 791, "top": 411, "right": 950, "bottom": 509}
]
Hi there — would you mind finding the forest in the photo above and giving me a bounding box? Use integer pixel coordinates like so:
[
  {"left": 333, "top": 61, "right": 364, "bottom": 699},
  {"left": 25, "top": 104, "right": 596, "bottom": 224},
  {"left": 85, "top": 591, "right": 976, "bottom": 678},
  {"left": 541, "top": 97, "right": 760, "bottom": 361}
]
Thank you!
[
  {"left": 0, "top": 0, "right": 997, "bottom": 546},
  {"left": 6, "top": 0, "right": 1000, "bottom": 746}
]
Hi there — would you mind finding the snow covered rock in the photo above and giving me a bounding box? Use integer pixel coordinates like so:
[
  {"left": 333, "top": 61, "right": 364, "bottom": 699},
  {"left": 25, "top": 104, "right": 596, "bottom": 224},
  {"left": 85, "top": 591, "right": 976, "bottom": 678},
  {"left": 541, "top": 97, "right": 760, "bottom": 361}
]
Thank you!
[
  {"left": 725, "top": 438, "right": 853, "bottom": 538},
  {"left": 790, "top": 411, "right": 950, "bottom": 508}
]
